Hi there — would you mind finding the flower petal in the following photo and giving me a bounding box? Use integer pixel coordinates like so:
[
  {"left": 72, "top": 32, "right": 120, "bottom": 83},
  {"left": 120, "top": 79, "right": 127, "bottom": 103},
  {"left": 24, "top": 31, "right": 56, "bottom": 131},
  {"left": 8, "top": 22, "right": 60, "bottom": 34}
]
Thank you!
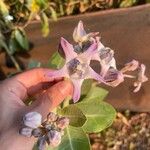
[
  {"left": 61, "top": 37, "right": 77, "bottom": 62},
  {"left": 121, "top": 59, "right": 139, "bottom": 73},
  {"left": 76, "top": 20, "right": 87, "bottom": 37},
  {"left": 71, "top": 79, "right": 84, "bottom": 103},
  {"left": 95, "top": 36, "right": 105, "bottom": 52},
  {"left": 73, "top": 21, "right": 87, "bottom": 43},
  {"left": 47, "top": 67, "right": 69, "bottom": 79},
  {"left": 104, "top": 68, "right": 124, "bottom": 87},
  {"left": 85, "top": 66, "right": 106, "bottom": 84},
  {"left": 79, "top": 42, "right": 98, "bottom": 62}
]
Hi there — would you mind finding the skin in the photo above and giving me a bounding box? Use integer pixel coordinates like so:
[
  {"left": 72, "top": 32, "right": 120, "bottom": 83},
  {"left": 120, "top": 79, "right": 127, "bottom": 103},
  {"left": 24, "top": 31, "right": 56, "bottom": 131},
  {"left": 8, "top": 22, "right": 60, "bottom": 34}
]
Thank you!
[{"left": 0, "top": 68, "right": 73, "bottom": 150}]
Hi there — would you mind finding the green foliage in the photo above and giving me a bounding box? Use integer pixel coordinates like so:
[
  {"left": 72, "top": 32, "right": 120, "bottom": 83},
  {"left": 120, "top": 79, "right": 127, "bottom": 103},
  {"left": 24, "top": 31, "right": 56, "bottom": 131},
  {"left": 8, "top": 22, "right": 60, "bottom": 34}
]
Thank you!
[
  {"left": 14, "top": 29, "right": 29, "bottom": 50},
  {"left": 47, "top": 51, "right": 65, "bottom": 69},
  {"left": 58, "top": 105, "right": 87, "bottom": 127},
  {"left": 41, "top": 12, "right": 49, "bottom": 37},
  {"left": 83, "top": 83, "right": 108, "bottom": 102},
  {"left": 120, "top": 0, "right": 138, "bottom": 8},
  {"left": 0, "top": 0, "right": 57, "bottom": 71},
  {"left": 48, "top": 126, "right": 91, "bottom": 150},
  {"left": 77, "top": 101, "right": 116, "bottom": 133}
]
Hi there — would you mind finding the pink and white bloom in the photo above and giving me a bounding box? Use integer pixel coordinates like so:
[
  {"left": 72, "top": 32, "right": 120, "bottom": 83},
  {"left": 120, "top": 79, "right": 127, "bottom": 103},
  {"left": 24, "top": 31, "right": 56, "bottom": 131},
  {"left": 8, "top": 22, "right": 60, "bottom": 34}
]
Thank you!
[
  {"left": 121, "top": 59, "right": 139, "bottom": 73},
  {"left": 73, "top": 20, "right": 99, "bottom": 44},
  {"left": 47, "top": 37, "right": 105, "bottom": 102},
  {"left": 104, "top": 68, "right": 124, "bottom": 87},
  {"left": 133, "top": 64, "right": 148, "bottom": 92},
  {"left": 92, "top": 37, "right": 116, "bottom": 77}
]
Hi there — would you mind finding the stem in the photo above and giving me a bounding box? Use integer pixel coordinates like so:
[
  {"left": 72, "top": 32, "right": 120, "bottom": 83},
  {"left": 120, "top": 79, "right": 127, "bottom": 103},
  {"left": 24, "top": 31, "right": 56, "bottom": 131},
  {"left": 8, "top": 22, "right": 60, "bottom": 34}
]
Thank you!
[
  {"left": 124, "top": 74, "right": 136, "bottom": 78},
  {"left": 4, "top": 44, "right": 22, "bottom": 71},
  {"left": 62, "top": 96, "right": 71, "bottom": 108}
]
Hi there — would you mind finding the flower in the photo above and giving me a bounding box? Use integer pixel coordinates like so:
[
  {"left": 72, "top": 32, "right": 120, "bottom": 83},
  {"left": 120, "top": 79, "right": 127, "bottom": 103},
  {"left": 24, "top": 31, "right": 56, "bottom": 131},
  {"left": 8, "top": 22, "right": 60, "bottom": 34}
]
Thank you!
[
  {"left": 104, "top": 68, "right": 124, "bottom": 87},
  {"left": 23, "top": 112, "right": 42, "bottom": 128},
  {"left": 56, "top": 117, "right": 70, "bottom": 130},
  {"left": 121, "top": 59, "right": 139, "bottom": 73},
  {"left": 47, "top": 37, "right": 105, "bottom": 102},
  {"left": 19, "top": 127, "right": 33, "bottom": 137},
  {"left": 92, "top": 37, "right": 117, "bottom": 77},
  {"left": 47, "top": 112, "right": 58, "bottom": 122},
  {"left": 133, "top": 64, "right": 148, "bottom": 92},
  {"left": 47, "top": 130, "right": 62, "bottom": 147},
  {"left": 37, "top": 137, "right": 46, "bottom": 150},
  {"left": 73, "top": 20, "right": 99, "bottom": 44}
]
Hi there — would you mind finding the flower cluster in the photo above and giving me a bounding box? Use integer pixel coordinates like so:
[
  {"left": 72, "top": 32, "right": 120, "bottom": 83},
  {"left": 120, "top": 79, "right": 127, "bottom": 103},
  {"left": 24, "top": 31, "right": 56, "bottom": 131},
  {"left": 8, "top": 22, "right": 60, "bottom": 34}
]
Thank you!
[
  {"left": 19, "top": 112, "right": 69, "bottom": 150},
  {"left": 47, "top": 21, "right": 148, "bottom": 102}
]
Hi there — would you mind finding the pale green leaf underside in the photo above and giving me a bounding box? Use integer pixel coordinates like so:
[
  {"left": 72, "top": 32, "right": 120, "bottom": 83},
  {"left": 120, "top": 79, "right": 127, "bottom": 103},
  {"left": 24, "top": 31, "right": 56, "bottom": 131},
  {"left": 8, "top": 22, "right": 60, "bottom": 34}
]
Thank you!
[{"left": 77, "top": 101, "right": 116, "bottom": 133}]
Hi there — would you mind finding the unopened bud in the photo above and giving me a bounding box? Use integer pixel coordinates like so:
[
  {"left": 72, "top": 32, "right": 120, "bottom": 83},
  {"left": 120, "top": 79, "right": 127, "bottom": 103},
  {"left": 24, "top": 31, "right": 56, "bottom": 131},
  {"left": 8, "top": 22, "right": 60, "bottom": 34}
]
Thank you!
[
  {"left": 23, "top": 112, "right": 42, "bottom": 128},
  {"left": 19, "top": 127, "right": 32, "bottom": 137},
  {"left": 37, "top": 137, "right": 46, "bottom": 150},
  {"left": 47, "top": 112, "right": 58, "bottom": 122},
  {"left": 32, "top": 128, "right": 43, "bottom": 138},
  {"left": 56, "top": 117, "right": 69, "bottom": 130},
  {"left": 47, "top": 130, "right": 61, "bottom": 147}
]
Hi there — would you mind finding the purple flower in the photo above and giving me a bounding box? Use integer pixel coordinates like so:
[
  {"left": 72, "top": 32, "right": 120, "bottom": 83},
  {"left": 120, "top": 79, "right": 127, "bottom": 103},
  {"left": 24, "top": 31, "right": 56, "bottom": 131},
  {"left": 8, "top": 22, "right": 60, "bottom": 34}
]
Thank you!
[
  {"left": 104, "top": 68, "right": 124, "bottom": 87},
  {"left": 133, "top": 64, "right": 148, "bottom": 92},
  {"left": 47, "top": 130, "right": 62, "bottom": 147},
  {"left": 94, "top": 37, "right": 116, "bottom": 77},
  {"left": 47, "top": 37, "right": 105, "bottom": 102},
  {"left": 73, "top": 20, "right": 99, "bottom": 44},
  {"left": 56, "top": 117, "right": 69, "bottom": 130},
  {"left": 121, "top": 60, "right": 139, "bottom": 73}
]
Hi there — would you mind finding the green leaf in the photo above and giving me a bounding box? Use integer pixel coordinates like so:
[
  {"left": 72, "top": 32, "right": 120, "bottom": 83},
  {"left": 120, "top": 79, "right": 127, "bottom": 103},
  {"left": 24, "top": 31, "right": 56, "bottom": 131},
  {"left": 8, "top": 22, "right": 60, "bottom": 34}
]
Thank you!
[
  {"left": 47, "top": 51, "right": 64, "bottom": 69},
  {"left": 36, "top": 0, "right": 47, "bottom": 9},
  {"left": 0, "top": 0, "right": 9, "bottom": 17},
  {"left": 77, "top": 101, "right": 116, "bottom": 133},
  {"left": 81, "top": 79, "right": 93, "bottom": 96},
  {"left": 50, "top": 6, "right": 57, "bottom": 21},
  {"left": 14, "top": 29, "right": 29, "bottom": 50},
  {"left": 58, "top": 105, "right": 86, "bottom": 127},
  {"left": 48, "top": 126, "right": 91, "bottom": 150},
  {"left": 120, "top": 0, "right": 137, "bottom": 8},
  {"left": 9, "top": 38, "right": 19, "bottom": 54},
  {"left": 41, "top": 12, "right": 49, "bottom": 37},
  {"left": 83, "top": 84, "right": 108, "bottom": 101}
]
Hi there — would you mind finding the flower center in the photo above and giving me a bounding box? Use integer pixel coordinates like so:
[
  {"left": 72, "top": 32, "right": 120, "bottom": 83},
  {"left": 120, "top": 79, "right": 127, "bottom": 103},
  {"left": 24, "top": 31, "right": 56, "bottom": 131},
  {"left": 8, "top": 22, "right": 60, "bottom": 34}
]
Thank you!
[
  {"left": 67, "top": 58, "right": 88, "bottom": 79},
  {"left": 100, "top": 47, "right": 114, "bottom": 63}
]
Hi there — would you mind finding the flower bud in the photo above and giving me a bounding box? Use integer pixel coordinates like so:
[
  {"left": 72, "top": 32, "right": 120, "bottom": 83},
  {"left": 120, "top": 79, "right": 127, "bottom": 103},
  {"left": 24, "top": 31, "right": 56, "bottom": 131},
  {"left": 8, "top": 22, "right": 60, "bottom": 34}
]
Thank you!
[
  {"left": 37, "top": 137, "right": 46, "bottom": 150},
  {"left": 47, "top": 112, "right": 58, "bottom": 122},
  {"left": 32, "top": 128, "right": 43, "bottom": 138},
  {"left": 23, "top": 112, "right": 42, "bottom": 128},
  {"left": 19, "top": 127, "right": 32, "bottom": 137},
  {"left": 47, "top": 130, "right": 61, "bottom": 147},
  {"left": 56, "top": 117, "right": 69, "bottom": 130}
]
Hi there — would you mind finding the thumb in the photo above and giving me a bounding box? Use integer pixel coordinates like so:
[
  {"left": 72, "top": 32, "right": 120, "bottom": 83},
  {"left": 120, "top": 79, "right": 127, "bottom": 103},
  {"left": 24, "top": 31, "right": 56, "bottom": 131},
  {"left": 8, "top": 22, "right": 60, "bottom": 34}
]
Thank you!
[{"left": 30, "top": 80, "right": 73, "bottom": 119}]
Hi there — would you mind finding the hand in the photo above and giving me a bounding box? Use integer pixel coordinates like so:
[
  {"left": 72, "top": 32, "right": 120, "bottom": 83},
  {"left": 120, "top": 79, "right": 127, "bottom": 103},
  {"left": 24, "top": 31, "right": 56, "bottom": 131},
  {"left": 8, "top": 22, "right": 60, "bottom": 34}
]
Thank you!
[{"left": 0, "top": 68, "right": 73, "bottom": 150}]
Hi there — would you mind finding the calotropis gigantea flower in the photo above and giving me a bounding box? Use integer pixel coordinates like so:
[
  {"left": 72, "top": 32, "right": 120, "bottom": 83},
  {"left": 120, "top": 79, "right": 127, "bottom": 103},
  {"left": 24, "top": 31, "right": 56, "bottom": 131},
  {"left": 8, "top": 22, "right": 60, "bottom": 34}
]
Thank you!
[
  {"left": 47, "top": 37, "right": 105, "bottom": 102},
  {"left": 73, "top": 20, "right": 99, "bottom": 44},
  {"left": 121, "top": 59, "right": 139, "bottom": 73},
  {"left": 72, "top": 21, "right": 148, "bottom": 93},
  {"left": 133, "top": 64, "right": 148, "bottom": 92}
]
